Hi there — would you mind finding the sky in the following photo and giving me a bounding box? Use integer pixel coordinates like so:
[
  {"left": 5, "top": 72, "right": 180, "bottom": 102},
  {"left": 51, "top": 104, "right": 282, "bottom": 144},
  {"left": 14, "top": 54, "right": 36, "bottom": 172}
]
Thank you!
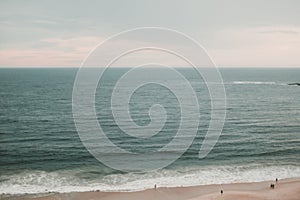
[{"left": 0, "top": 0, "right": 299, "bottom": 67}]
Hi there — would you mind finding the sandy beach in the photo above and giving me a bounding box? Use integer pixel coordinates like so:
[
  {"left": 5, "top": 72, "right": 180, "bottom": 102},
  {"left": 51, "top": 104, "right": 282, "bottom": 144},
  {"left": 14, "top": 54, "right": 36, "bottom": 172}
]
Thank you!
[{"left": 2, "top": 178, "right": 299, "bottom": 200}]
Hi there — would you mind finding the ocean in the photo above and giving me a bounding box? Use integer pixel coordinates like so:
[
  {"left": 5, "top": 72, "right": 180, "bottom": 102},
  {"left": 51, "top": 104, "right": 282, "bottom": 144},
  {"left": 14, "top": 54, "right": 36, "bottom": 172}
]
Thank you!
[{"left": 0, "top": 67, "right": 299, "bottom": 194}]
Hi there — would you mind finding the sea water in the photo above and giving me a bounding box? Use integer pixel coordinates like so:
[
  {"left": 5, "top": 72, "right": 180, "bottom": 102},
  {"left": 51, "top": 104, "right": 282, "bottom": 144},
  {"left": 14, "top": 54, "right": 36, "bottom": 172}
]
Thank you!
[{"left": 0, "top": 68, "right": 299, "bottom": 194}]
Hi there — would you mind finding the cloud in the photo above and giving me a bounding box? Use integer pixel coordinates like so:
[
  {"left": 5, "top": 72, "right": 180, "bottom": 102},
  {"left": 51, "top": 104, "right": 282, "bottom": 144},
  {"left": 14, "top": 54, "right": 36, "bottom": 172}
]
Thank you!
[
  {"left": 0, "top": 34, "right": 205, "bottom": 67},
  {"left": 1, "top": 26, "right": 300, "bottom": 67},
  {"left": 0, "top": 36, "right": 105, "bottom": 67},
  {"left": 32, "top": 19, "right": 58, "bottom": 25},
  {"left": 208, "top": 26, "right": 300, "bottom": 66},
  {"left": 1, "top": 1, "right": 300, "bottom": 67}
]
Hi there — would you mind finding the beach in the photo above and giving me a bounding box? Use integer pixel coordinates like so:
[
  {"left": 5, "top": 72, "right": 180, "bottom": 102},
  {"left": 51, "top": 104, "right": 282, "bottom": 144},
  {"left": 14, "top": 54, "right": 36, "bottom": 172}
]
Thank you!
[
  {"left": 1, "top": 68, "right": 299, "bottom": 198},
  {"left": 2, "top": 178, "right": 299, "bottom": 200},
  {"left": 1, "top": 0, "right": 300, "bottom": 199}
]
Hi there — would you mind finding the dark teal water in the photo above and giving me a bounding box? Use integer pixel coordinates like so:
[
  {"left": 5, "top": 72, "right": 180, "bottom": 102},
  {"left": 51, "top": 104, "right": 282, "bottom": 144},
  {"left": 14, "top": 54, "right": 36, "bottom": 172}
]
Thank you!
[{"left": 0, "top": 68, "right": 299, "bottom": 194}]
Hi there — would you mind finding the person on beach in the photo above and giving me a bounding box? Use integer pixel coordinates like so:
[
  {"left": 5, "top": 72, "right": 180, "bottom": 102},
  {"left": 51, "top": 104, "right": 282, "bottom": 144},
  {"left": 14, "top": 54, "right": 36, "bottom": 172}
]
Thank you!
[
  {"left": 270, "top": 183, "right": 275, "bottom": 189},
  {"left": 154, "top": 184, "right": 157, "bottom": 190},
  {"left": 221, "top": 190, "right": 223, "bottom": 195},
  {"left": 276, "top": 178, "right": 278, "bottom": 182}
]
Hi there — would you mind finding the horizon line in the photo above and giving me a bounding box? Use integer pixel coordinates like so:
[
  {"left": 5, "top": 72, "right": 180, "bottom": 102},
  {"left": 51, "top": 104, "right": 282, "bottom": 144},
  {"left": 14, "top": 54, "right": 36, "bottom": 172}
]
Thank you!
[{"left": 0, "top": 66, "right": 300, "bottom": 69}]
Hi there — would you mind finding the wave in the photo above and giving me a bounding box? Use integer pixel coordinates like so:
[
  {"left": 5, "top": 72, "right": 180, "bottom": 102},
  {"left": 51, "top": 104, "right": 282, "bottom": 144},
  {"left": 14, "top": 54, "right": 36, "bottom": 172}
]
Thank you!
[
  {"left": 192, "top": 81, "right": 287, "bottom": 85},
  {"left": 1, "top": 164, "right": 300, "bottom": 195},
  {"left": 232, "top": 81, "right": 278, "bottom": 85}
]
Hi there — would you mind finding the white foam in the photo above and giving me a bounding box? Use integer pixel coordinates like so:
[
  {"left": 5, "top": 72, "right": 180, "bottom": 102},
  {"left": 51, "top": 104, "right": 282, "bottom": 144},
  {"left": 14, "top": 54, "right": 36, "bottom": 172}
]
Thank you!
[
  {"left": 1, "top": 164, "right": 300, "bottom": 194},
  {"left": 232, "top": 81, "right": 280, "bottom": 85}
]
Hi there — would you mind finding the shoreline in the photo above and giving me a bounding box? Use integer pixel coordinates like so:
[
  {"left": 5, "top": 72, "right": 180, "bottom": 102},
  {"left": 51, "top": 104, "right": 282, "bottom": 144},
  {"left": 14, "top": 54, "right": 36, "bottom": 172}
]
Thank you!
[{"left": 2, "top": 178, "right": 300, "bottom": 200}]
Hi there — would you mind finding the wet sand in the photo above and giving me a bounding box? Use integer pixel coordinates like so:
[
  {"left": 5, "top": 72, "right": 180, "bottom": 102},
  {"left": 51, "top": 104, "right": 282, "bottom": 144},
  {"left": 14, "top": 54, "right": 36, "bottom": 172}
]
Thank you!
[{"left": 2, "top": 178, "right": 300, "bottom": 200}]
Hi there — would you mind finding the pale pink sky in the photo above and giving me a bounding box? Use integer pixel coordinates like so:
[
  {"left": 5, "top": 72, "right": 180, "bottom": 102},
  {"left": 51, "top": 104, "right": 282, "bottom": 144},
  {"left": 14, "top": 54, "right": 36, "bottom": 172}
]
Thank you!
[{"left": 1, "top": 1, "right": 299, "bottom": 67}]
